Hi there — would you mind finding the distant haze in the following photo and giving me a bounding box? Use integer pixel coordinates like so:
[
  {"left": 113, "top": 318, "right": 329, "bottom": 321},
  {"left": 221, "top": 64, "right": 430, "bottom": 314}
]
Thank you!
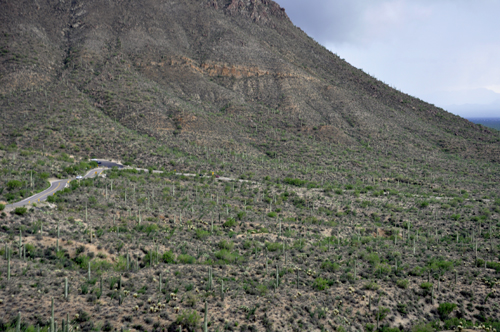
[{"left": 277, "top": 0, "right": 500, "bottom": 118}]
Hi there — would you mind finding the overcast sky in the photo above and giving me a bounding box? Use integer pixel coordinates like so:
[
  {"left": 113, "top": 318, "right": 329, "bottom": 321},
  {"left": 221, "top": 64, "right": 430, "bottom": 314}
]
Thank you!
[{"left": 277, "top": 0, "right": 500, "bottom": 118}]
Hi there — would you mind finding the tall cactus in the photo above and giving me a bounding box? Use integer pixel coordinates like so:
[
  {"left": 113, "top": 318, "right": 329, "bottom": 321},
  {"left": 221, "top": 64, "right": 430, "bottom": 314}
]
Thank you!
[
  {"left": 207, "top": 267, "right": 213, "bottom": 291},
  {"left": 276, "top": 265, "right": 279, "bottom": 289},
  {"left": 64, "top": 277, "right": 68, "bottom": 299},
  {"left": 159, "top": 273, "right": 162, "bottom": 293},
  {"left": 16, "top": 312, "right": 21, "bottom": 332},
  {"left": 19, "top": 230, "right": 22, "bottom": 259},
  {"left": 296, "top": 269, "right": 299, "bottom": 290},
  {"left": 7, "top": 253, "right": 11, "bottom": 281},
  {"left": 203, "top": 301, "right": 208, "bottom": 332},
  {"left": 50, "top": 298, "right": 54, "bottom": 332}
]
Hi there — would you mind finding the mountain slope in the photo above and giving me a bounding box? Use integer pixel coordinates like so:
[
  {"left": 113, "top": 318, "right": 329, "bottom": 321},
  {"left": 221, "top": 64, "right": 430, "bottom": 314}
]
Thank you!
[{"left": 0, "top": 0, "right": 499, "bottom": 169}]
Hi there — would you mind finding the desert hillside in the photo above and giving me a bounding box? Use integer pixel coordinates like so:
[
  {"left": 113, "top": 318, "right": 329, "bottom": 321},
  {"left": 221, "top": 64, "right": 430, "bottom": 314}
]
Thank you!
[{"left": 0, "top": 1, "right": 500, "bottom": 332}]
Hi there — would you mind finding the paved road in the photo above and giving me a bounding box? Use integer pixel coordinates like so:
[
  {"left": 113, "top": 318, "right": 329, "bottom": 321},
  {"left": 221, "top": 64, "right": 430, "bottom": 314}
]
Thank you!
[
  {"left": 5, "top": 160, "right": 246, "bottom": 209},
  {"left": 5, "top": 161, "right": 122, "bottom": 209},
  {"left": 91, "top": 159, "right": 124, "bottom": 169}
]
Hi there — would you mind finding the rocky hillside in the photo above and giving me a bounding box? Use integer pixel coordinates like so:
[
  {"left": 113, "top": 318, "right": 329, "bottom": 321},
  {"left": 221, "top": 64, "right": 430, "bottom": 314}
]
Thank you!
[
  {"left": 1, "top": 0, "right": 499, "bottom": 168},
  {"left": 2, "top": 1, "right": 500, "bottom": 332}
]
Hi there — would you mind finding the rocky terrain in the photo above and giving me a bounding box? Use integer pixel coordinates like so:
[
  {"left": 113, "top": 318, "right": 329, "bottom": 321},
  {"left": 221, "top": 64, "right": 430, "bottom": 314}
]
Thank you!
[{"left": 1, "top": 0, "right": 500, "bottom": 331}]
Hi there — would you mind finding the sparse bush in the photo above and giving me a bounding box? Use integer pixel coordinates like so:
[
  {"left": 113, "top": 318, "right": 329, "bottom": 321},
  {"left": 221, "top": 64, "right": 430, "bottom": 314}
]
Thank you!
[
  {"left": 396, "top": 279, "right": 409, "bottom": 289},
  {"left": 223, "top": 218, "right": 236, "bottom": 228},
  {"left": 420, "top": 282, "right": 433, "bottom": 295},
  {"left": 177, "top": 254, "right": 196, "bottom": 264},
  {"left": 195, "top": 229, "right": 210, "bottom": 240},
  {"left": 14, "top": 207, "right": 27, "bottom": 215},
  {"left": 313, "top": 277, "right": 330, "bottom": 291},
  {"left": 7, "top": 180, "right": 22, "bottom": 190},
  {"left": 320, "top": 261, "right": 340, "bottom": 272},
  {"left": 162, "top": 250, "right": 176, "bottom": 264},
  {"left": 176, "top": 310, "right": 200, "bottom": 330},
  {"left": 363, "top": 281, "right": 380, "bottom": 290},
  {"left": 266, "top": 242, "right": 282, "bottom": 252},
  {"left": 438, "top": 303, "right": 457, "bottom": 320},
  {"left": 218, "top": 239, "right": 234, "bottom": 251}
]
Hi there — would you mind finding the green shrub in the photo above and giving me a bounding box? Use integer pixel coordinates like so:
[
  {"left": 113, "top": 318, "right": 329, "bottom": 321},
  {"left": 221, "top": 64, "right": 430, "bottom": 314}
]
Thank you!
[
  {"left": 420, "top": 282, "right": 433, "bottom": 295},
  {"left": 364, "top": 252, "right": 380, "bottom": 266},
  {"left": 420, "top": 282, "right": 433, "bottom": 290},
  {"left": 7, "top": 180, "right": 22, "bottom": 190},
  {"left": 162, "top": 251, "right": 176, "bottom": 264},
  {"left": 320, "top": 261, "right": 340, "bottom": 272},
  {"left": 396, "top": 279, "right": 409, "bottom": 289},
  {"left": 428, "top": 258, "right": 454, "bottom": 273},
  {"left": 376, "top": 307, "right": 391, "bottom": 321},
  {"left": 266, "top": 242, "right": 282, "bottom": 252},
  {"left": 0, "top": 204, "right": 4, "bottom": 211},
  {"left": 267, "top": 212, "right": 277, "bottom": 218},
  {"left": 363, "top": 281, "right": 380, "bottom": 290},
  {"left": 222, "top": 218, "right": 236, "bottom": 228},
  {"left": 218, "top": 240, "right": 234, "bottom": 251},
  {"left": 14, "top": 207, "right": 27, "bottom": 215},
  {"left": 195, "top": 229, "right": 210, "bottom": 240},
  {"left": 176, "top": 310, "right": 200, "bottom": 329},
  {"left": 177, "top": 254, "right": 196, "bottom": 264},
  {"left": 214, "top": 249, "right": 239, "bottom": 263},
  {"left": 419, "top": 201, "right": 430, "bottom": 208},
  {"left": 438, "top": 303, "right": 457, "bottom": 320},
  {"left": 25, "top": 243, "right": 36, "bottom": 256},
  {"left": 283, "top": 178, "right": 306, "bottom": 187},
  {"left": 256, "top": 284, "right": 268, "bottom": 296},
  {"left": 313, "top": 277, "right": 330, "bottom": 291}
]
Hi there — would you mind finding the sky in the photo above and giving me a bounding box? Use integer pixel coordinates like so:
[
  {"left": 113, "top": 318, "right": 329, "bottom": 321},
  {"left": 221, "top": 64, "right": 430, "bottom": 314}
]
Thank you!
[{"left": 276, "top": 0, "right": 500, "bottom": 118}]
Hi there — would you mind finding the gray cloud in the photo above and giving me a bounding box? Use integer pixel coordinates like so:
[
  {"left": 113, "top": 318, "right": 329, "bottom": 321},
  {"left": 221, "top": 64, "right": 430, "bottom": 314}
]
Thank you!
[{"left": 277, "top": 0, "right": 500, "bottom": 117}]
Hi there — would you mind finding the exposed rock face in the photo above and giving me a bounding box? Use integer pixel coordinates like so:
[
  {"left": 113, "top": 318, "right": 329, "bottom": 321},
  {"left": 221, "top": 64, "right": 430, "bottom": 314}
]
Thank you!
[{"left": 223, "top": 0, "right": 289, "bottom": 23}]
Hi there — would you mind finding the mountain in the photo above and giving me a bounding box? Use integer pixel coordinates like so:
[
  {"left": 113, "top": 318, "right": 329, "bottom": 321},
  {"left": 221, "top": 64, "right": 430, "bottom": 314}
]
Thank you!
[
  {"left": 1, "top": 0, "right": 499, "bottom": 170},
  {"left": 2, "top": 1, "right": 500, "bottom": 332}
]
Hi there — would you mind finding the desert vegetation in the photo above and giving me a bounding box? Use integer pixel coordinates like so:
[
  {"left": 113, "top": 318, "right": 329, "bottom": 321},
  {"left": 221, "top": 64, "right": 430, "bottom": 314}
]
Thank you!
[{"left": 1, "top": 143, "right": 499, "bottom": 332}]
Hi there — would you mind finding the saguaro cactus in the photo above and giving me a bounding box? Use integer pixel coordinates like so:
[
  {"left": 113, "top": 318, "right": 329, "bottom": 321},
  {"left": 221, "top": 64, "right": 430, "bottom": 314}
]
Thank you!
[
  {"left": 159, "top": 273, "right": 162, "bottom": 293},
  {"left": 50, "top": 298, "right": 55, "bottom": 332},
  {"left": 275, "top": 265, "right": 280, "bottom": 290},
  {"left": 203, "top": 301, "right": 208, "bottom": 332},
  {"left": 207, "top": 267, "right": 213, "bottom": 290},
  {"left": 16, "top": 312, "right": 21, "bottom": 332},
  {"left": 64, "top": 277, "right": 68, "bottom": 299},
  {"left": 7, "top": 256, "right": 11, "bottom": 281},
  {"left": 19, "top": 230, "right": 22, "bottom": 259},
  {"left": 296, "top": 269, "right": 299, "bottom": 290}
]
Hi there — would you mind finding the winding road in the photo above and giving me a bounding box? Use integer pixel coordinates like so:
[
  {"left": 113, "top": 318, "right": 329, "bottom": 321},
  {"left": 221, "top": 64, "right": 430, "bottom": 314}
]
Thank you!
[
  {"left": 5, "top": 160, "right": 122, "bottom": 209},
  {"left": 5, "top": 159, "right": 249, "bottom": 209}
]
